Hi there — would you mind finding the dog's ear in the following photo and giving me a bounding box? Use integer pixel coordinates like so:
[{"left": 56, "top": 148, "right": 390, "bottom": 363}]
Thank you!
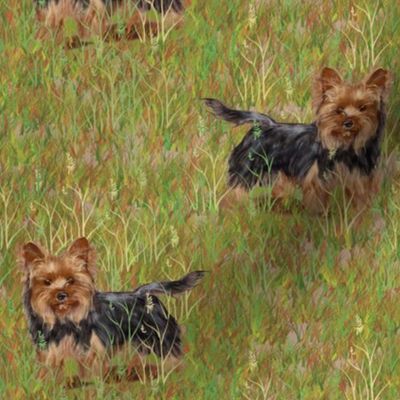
[
  {"left": 365, "top": 68, "right": 392, "bottom": 103},
  {"left": 312, "top": 67, "right": 343, "bottom": 113},
  {"left": 319, "top": 68, "right": 343, "bottom": 91},
  {"left": 69, "top": 237, "right": 91, "bottom": 263},
  {"left": 20, "top": 242, "right": 45, "bottom": 271},
  {"left": 68, "top": 237, "right": 97, "bottom": 277}
]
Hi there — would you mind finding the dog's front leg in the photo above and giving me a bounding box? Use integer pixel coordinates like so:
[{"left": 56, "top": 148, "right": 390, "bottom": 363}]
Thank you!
[{"left": 302, "top": 163, "right": 330, "bottom": 214}]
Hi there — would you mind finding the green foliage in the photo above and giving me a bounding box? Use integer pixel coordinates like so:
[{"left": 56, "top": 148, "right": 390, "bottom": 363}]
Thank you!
[{"left": 0, "top": 0, "right": 399, "bottom": 398}]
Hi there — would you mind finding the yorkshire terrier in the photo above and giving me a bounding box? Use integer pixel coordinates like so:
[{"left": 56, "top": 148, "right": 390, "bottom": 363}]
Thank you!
[
  {"left": 205, "top": 68, "right": 392, "bottom": 213},
  {"left": 34, "top": 0, "right": 184, "bottom": 43},
  {"left": 20, "top": 237, "right": 204, "bottom": 383}
]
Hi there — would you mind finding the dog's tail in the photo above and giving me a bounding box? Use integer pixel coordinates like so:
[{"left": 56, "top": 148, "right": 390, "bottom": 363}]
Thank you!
[
  {"left": 138, "top": 0, "right": 184, "bottom": 13},
  {"left": 203, "top": 98, "right": 276, "bottom": 127},
  {"left": 133, "top": 271, "right": 205, "bottom": 297},
  {"left": 132, "top": 271, "right": 204, "bottom": 358}
]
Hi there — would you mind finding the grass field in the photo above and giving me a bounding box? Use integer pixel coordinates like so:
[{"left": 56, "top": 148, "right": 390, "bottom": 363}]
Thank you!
[{"left": 0, "top": 0, "right": 399, "bottom": 398}]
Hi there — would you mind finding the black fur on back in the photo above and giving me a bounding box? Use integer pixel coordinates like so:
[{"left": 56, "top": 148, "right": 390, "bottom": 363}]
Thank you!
[
  {"left": 92, "top": 291, "right": 182, "bottom": 357},
  {"left": 228, "top": 122, "right": 321, "bottom": 188},
  {"left": 23, "top": 271, "right": 204, "bottom": 358},
  {"left": 204, "top": 98, "right": 385, "bottom": 190}
]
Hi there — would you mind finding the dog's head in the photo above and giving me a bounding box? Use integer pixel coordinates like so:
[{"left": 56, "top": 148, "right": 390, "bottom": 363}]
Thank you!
[
  {"left": 20, "top": 238, "right": 97, "bottom": 326},
  {"left": 312, "top": 67, "right": 392, "bottom": 152}
]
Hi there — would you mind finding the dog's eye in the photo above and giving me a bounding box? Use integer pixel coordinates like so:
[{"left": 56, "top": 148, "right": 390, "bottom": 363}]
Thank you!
[
  {"left": 359, "top": 105, "right": 367, "bottom": 112},
  {"left": 336, "top": 108, "right": 344, "bottom": 114},
  {"left": 43, "top": 279, "right": 52, "bottom": 286}
]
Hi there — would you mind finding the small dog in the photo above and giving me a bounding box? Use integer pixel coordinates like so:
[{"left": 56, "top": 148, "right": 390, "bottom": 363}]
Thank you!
[
  {"left": 20, "top": 237, "right": 204, "bottom": 383},
  {"left": 205, "top": 68, "right": 392, "bottom": 212},
  {"left": 34, "top": 0, "right": 184, "bottom": 42}
]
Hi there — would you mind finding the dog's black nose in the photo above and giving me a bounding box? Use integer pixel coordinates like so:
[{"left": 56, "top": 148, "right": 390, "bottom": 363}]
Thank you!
[
  {"left": 56, "top": 292, "right": 68, "bottom": 302},
  {"left": 343, "top": 119, "right": 353, "bottom": 129}
]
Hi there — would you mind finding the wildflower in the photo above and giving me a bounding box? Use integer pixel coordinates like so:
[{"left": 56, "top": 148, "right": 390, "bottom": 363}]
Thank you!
[
  {"left": 110, "top": 178, "right": 118, "bottom": 201},
  {"left": 248, "top": 2, "right": 257, "bottom": 29},
  {"left": 138, "top": 169, "right": 147, "bottom": 188},
  {"left": 146, "top": 293, "right": 154, "bottom": 314},
  {"left": 285, "top": 77, "right": 294, "bottom": 98},
  {"left": 197, "top": 115, "right": 206, "bottom": 137},
  {"left": 151, "top": 36, "right": 159, "bottom": 52},
  {"left": 37, "top": 330, "right": 47, "bottom": 350},
  {"left": 354, "top": 314, "right": 364, "bottom": 336},
  {"left": 66, "top": 152, "right": 75, "bottom": 175},
  {"left": 249, "top": 350, "right": 257, "bottom": 372},
  {"left": 170, "top": 225, "right": 179, "bottom": 248},
  {"left": 253, "top": 122, "right": 262, "bottom": 139},
  {"left": 328, "top": 148, "right": 337, "bottom": 160},
  {"left": 35, "top": 169, "right": 42, "bottom": 192},
  {"left": 350, "top": 6, "right": 357, "bottom": 22}
]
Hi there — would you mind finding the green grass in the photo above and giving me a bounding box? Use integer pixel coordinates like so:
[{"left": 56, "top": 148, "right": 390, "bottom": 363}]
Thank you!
[{"left": 0, "top": 0, "right": 400, "bottom": 398}]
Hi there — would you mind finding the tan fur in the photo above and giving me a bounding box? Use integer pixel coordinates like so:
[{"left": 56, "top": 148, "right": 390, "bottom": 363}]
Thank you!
[
  {"left": 37, "top": 332, "right": 107, "bottom": 382},
  {"left": 300, "top": 160, "right": 383, "bottom": 214},
  {"left": 302, "top": 162, "right": 330, "bottom": 213},
  {"left": 20, "top": 239, "right": 96, "bottom": 327},
  {"left": 36, "top": 0, "right": 108, "bottom": 41},
  {"left": 35, "top": 0, "right": 184, "bottom": 42},
  {"left": 271, "top": 172, "right": 296, "bottom": 199},
  {"left": 332, "top": 162, "right": 382, "bottom": 210},
  {"left": 219, "top": 186, "right": 249, "bottom": 210},
  {"left": 313, "top": 67, "right": 392, "bottom": 154},
  {"left": 20, "top": 239, "right": 115, "bottom": 383},
  {"left": 283, "top": 67, "right": 393, "bottom": 213}
]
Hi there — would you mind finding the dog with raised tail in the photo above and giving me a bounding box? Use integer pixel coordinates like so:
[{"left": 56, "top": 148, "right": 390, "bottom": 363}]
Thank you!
[
  {"left": 204, "top": 68, "right": 392, "bottom": 213},
  {"left": 20, "top": 237, "right": 204, "bottom": 383}
]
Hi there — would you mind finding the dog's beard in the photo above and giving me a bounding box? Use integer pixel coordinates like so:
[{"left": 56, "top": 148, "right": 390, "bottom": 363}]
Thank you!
[
  {"left": 317, "top": 111, "right": 379, "bottom": 153},
  {"left": 31, "top": 286, "right": 94, "bottom": 327},
  {"left": 51, "top": 298, "right": 88, "bottom": 318}
]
